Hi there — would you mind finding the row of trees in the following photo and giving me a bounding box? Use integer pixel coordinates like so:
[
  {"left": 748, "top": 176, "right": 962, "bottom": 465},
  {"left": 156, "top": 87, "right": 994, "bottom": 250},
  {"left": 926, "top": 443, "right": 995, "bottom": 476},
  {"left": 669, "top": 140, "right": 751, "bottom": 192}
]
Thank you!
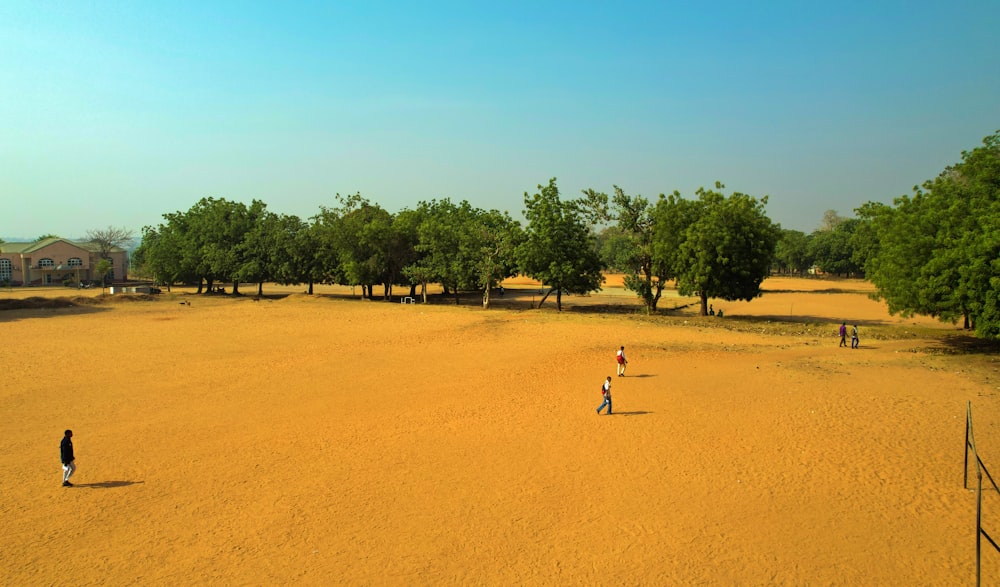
[
  {"left": 133, "top": 179, "right": 781, "bottom": 314},
  {"left": 767, "top": 210, "right": 871, "bottom": 278},
  {"left": 590, "top": 183, "right": 780, "bottom": 315}
]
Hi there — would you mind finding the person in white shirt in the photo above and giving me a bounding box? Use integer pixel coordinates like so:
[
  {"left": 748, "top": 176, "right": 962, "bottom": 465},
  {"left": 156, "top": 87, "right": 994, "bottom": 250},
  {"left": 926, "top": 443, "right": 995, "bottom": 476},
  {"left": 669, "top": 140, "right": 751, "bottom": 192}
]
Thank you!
[
  {"left": 616, "top": 346, "right": 628, "bottom": 377},
  {"left": 596, "top": 376, "right": 613, "bottom": 415}
]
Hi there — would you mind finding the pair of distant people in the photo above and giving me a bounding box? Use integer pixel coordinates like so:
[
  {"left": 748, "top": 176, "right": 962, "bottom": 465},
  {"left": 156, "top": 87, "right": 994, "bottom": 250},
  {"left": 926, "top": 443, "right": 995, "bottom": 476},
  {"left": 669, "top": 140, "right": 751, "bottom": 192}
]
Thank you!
[{"left": 840, "top": 322, "right": 860, "bottom": 348}]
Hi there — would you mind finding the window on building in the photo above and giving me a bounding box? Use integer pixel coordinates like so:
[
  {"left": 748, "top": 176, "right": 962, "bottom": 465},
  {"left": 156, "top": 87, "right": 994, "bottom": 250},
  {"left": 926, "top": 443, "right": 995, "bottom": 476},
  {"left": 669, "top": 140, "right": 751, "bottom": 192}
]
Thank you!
[
  {"left": 0, "top": 259, "right": 11, "bottom": 283},
  {"left": 68, "top": 257, "right": 83, "bottom": 267},
  {"left": 38, "top": 258, "right": 54, "bottom": 268}
]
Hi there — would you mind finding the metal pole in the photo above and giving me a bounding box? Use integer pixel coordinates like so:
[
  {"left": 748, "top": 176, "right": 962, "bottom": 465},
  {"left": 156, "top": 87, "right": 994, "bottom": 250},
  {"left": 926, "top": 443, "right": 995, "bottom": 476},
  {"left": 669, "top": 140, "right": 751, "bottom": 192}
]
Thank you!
[
  {"left": 977, "top": 470, "right": 983, "bottom": 587},
  {"left": 966, "top": 401, "right": 972, "bottom": 490}
]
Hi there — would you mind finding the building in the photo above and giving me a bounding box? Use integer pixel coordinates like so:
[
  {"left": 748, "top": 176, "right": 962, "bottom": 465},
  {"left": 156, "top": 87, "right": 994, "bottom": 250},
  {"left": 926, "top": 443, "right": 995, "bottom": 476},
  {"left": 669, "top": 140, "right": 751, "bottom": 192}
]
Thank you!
[{"left": 0, "top": 237, "right": 128, "bottom": 287}]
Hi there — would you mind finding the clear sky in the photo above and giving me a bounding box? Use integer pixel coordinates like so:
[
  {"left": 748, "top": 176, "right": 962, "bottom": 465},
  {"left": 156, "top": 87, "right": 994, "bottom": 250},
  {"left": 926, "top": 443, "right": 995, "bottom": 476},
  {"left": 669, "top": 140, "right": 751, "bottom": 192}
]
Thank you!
[{"left": 2, "top": 1, "right": 998, "bottom": 241}]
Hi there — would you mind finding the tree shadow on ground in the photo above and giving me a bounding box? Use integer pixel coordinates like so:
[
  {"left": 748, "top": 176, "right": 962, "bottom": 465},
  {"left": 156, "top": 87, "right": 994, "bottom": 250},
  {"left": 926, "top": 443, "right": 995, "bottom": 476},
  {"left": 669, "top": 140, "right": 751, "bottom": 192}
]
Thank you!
[{"left": 933, "top": 335, "right": 1000, "bottom": 355}]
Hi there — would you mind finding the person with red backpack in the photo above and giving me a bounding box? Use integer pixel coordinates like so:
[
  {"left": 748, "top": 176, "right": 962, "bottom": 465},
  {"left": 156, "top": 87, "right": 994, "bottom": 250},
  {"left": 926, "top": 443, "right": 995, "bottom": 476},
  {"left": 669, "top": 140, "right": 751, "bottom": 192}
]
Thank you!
[
  {"left": 616, "top": 346, "right": 628, "bottom": 377},
  {"left": 596, "top": 376, "right": 613, "bottom": 415}
]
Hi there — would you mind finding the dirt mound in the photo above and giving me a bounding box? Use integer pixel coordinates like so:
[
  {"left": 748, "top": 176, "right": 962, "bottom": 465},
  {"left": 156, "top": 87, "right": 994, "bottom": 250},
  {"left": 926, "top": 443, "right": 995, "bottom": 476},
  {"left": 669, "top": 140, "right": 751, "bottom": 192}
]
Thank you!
[{"left": 0, "top": 296, "right": 79, "bottom": 310}]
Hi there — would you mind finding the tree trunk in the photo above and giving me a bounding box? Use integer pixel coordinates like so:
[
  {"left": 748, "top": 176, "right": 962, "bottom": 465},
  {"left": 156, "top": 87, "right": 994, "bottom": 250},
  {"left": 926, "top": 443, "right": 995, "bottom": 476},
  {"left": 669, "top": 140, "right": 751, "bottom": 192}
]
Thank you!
[
  {"left": 536, "top": 287, "right": 552, "bottom": 308},
  {"left": 483, "top": 285, "right": 491, "bottom": 309},
  {"left": 556, "top": 288, "right": 562, "bottom": 311},
  {"left": 700, "top": 292, "right": 709, "bottom": 316},
  {"left": 420, "top": 281, "right": 427, "bottom": 304},
  {"left": 257, "top": 282, "right": 264, "bottom": 296},
  {"left": 232, "top": 281, "right": 240, "bottom": 295},
  {"left": 409, "top": 283, "right": 417, "bottom": 297},
  {"left": 307, "top": 280, "right": 314, "bottom": 295}
]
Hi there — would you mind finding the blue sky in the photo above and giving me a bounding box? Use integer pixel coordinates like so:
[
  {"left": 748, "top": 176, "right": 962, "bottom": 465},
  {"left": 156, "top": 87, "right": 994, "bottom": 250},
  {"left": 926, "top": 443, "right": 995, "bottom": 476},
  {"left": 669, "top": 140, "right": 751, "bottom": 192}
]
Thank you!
[{"left": 2, "top": 1, "right": 997, "bottom": 240}]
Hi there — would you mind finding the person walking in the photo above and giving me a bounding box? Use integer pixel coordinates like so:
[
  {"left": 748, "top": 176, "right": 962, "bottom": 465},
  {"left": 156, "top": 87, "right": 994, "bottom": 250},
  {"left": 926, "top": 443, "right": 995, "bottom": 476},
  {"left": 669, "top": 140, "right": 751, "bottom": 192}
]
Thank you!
[
  {"left": 839, "top": 322, "right": 848, "bottom": 347},
  {"left": 596, "top": 376, "right": 613, "bottom": 415},
  {"left": 60, "top": 429, "right": 76, "bottom": 487},
  {"left": 616, "top": 346, "right": 628, "bottom": 377},
  {"left": 851, "top": 324, "right": 859, "bottom": 349}
]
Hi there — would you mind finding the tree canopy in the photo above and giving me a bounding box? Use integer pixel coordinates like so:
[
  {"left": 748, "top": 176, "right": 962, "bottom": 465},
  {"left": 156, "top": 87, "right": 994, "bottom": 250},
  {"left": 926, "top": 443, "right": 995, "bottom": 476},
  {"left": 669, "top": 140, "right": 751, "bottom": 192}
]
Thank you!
[
  {"left": 517, "top": 179, "right": 605, "bottom": 311},
  {"left": 863, "top": 131, "right": 1000, "bottom": 337},
  {"left": 661, "top": 183, "right": 780, "bottom": 316}
]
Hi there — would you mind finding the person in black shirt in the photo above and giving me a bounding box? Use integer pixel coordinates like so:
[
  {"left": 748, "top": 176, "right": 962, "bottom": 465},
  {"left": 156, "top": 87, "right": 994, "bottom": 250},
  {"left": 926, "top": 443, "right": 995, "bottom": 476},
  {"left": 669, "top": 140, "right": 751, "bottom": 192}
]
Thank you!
[{"left": 61, "top": 430, "right": 76, "bottom": 487}]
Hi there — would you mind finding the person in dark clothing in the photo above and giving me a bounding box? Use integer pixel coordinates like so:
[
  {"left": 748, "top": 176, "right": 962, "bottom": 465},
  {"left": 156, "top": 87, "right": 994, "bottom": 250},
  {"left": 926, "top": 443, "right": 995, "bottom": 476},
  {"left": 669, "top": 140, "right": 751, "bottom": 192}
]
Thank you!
[{"left": 60, "top": 430, "right": 76, "bottom": 487}]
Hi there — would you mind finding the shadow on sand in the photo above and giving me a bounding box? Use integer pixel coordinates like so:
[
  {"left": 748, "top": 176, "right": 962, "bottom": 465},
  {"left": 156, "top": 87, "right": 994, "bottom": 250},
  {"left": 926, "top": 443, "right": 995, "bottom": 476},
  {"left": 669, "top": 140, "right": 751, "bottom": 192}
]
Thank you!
[
  {"left": 74, "top": 480, "right": 144, "bottom": 489},
  {"left": 935, "top": 335, "right": 1000, "bottom": 355}
]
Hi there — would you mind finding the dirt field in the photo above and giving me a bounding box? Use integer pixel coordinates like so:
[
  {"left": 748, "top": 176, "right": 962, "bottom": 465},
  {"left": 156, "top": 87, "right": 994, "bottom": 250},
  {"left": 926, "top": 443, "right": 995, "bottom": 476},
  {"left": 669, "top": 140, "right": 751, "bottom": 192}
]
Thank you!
[{"left": 2, "top": 277, "right": 999, "bottom": 585}]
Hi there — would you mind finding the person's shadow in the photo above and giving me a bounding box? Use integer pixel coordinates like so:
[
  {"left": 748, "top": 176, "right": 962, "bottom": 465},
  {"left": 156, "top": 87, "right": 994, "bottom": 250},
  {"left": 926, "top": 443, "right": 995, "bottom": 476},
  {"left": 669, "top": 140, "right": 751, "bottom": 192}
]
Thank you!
[
  {"left": 613, "top": 411, "right": 652, "bottom": 416},
  {"left": 74, "top": 480, "right": 144, "bottom": 489}
]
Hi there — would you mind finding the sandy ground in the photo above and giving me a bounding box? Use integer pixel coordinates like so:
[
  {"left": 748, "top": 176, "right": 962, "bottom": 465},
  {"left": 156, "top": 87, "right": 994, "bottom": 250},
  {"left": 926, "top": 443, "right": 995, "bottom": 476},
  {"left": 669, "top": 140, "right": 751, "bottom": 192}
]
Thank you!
[{"left": 2, "top": 277, "right": 999, "bottom": 585}]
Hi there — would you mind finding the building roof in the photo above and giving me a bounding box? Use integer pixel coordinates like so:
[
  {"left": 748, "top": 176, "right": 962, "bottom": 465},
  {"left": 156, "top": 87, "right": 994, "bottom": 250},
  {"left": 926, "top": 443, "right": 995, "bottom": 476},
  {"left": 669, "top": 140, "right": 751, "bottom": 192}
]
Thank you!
[{"left": 1, "top": 237, "right": 126, "bottom": 254}]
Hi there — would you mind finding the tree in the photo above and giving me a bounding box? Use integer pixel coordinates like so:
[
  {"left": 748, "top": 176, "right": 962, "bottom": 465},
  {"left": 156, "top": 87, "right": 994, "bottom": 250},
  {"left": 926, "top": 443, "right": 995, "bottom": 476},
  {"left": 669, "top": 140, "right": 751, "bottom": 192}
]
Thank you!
[
  {"left": 517, "top": 178, "right": 605, "bottom": 311},
  {"left": 670, "top": 183, "right": 780, "bottom": 316},
  {"left": 86, "top": 226, "right": 135, "bottom": 260},
  {"left": 604, "top": 186, "right": 674, "bottom": 313},
  {"left": 808, "top": 219, "right": 863, "bottom": 277},
  {"left": 268, "top": 215, "right": 324, "bottom": 294},
  {"left": 595, "top": 225, "right": 633, "bottom": 273},
  {"left": 199, "top": 198, "right": 265, "bottom": 295},
  {"left": 818, "top": 209, "right": 847, "bottom": 232},
  {"left": 94, "top": 258, "right": 113, "bottom": 293},
  {"left": 864, "top": 131, "right": 1000, "bottom": 336},
  {"left": 409, "top": 199, "right": 484, "bottom": 305},
  {"left": 132, "top": 225, "right": 187, "bottom": 290},
  {"left": 326, "top": 194, "right": 394, "bottom": 299},
  {"left": 651, "top": 190, "right": 700, "bottom": 294},
  {"left": 474, "top": 208, "right": 523, "bottom": 309},
  {"left": 237, "top": 208, "right": 289, "bottom": 296},
  {"left": 773, "top": 229, "right": 811, "bottom": 275}
]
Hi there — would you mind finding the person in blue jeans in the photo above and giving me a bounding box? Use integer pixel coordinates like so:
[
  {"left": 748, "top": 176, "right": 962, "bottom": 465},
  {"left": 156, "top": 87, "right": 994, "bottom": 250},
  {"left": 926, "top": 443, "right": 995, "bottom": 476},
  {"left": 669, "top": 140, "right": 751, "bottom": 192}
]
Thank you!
[{"left": 596, "top": 376, "right": 612, "bottom": 415}]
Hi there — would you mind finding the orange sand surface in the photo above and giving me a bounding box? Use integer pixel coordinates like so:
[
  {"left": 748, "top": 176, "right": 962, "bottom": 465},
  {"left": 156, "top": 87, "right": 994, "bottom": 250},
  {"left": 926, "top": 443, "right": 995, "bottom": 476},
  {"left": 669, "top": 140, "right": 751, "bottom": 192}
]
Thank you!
[{"left": 2, "top": 277, "right": 999, "bottom": 585}]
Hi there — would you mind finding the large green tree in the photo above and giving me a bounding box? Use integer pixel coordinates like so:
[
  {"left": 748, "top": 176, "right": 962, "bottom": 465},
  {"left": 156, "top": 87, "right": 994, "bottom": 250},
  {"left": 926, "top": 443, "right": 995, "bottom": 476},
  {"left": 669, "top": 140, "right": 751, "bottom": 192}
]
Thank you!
[
  {"left": 517, "top": 179, "right": 604, "bottom": 311},
  {"left": 319, "top": 194, "right": 392, "bottom": 299},
  {"left": 668, "top": 183, "right": 780, "bottom": 316},
  {"left": 864, "top": 131, "right": 1000, "bottom": 336}
]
